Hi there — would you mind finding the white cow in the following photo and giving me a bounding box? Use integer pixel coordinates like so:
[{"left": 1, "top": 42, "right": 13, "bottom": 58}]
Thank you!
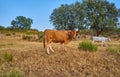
[{"left": 92, "top": 36, "right": 111, "bottom": 46}]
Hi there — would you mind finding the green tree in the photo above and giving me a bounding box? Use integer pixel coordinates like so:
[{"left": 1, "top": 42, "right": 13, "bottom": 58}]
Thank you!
[
  {"left": 118, "top": 8, "right": 120, "bottom": 17},
  {"left": 83, "top": 0, "right": 118, "bottom": 36},
  {"left": 74, "top": 2, "right": 85, "bottom": 31},
  {"left": 50, "top": 4, "right": 69, "bottom": 30},
  {"left": 50, "top": 2, "right": 85, "bottom": 30},
  {"left": 11, "top": 16, "right": 33, "bottom": 30},
  {"left": 50, "top": 0, "right": 118, "bottom": 35}
]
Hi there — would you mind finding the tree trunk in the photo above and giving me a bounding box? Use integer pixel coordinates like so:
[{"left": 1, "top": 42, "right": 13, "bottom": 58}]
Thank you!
[{"left": 96, "top": 30, "right": 102, "bottom": 36}]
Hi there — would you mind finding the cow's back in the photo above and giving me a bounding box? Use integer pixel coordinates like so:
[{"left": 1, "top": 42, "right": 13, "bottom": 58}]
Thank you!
[{"left": 52, "top": 30, "right": 68, "bottom": 42}]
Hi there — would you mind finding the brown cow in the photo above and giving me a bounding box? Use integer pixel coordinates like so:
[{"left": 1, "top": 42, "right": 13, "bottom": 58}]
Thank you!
[{"left": 43, "top": 29, "right": 77, "bottom": 54}]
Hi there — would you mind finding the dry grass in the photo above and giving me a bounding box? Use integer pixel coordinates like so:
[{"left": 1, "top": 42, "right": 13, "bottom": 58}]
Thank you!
[{"left": 0, "top": 34, "right": 120, "bottom": 77}]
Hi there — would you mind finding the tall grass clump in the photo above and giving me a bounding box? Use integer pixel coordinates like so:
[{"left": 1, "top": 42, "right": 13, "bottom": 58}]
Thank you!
[
  {"left": 78, "top": 41, "right": 98, "bottom": 52},
  {"left": 3, "top": 52, "right": 13, "bottom": 62},
  {"left": 9, "top": 70, "right": 24, "bottom": 77},
  {"left": 0, "top": 70, "right": 24, "bottom": 77}
]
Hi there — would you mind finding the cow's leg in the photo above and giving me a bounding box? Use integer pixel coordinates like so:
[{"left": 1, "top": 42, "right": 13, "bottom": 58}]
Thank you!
[
  {"left": 46, "top": 42, "right": 51, "bottom": 54},
  {"left": 46, "top": 45, "right": 50, "bottom": 54},
  {"left": 102, "top": 41, "right": 106, "bottom": 46},
  {"left": 49, "top": 44, "right": 54, "bottom": 52},
  {"left": 63, "top": 43, "right": 67, "bottom": 51},
  {"left": 101, "top": 41, "right": 105, "bottom": 46},
  {"left": 46, "top": 39, "right": 52, "bottom": 54}
]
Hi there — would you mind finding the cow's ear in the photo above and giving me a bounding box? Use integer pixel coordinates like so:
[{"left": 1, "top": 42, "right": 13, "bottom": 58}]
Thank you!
[
  {"left": 68, "top": 31, "right": 72, "bottom": 38},
  {"left": 72, "top": 30, "right": 77, "bottom": 37}
]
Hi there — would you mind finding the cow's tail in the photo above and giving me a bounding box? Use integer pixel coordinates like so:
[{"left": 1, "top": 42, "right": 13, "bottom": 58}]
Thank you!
[{"left": 43, "top": 33, "right": 46, "bottom": 48}]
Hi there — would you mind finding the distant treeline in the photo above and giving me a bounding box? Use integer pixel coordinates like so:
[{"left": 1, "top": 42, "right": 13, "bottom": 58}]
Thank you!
[{"left": 0, "top": 25, "right": 40, "bottom": 33}]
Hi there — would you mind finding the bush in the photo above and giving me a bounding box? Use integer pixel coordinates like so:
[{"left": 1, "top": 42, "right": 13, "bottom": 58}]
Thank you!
[
  {"left": 5, "top": 33, "right": 11, "bottom": 36},
  {"left": 3, "top": 52, "right": 13, "bottom": 62},
  {"left": 22, "top": 34, "right": 38, "bottom": 41},
  {"left": 78, "top": 41, "right": 98, "bottom": 52},
  {"left": 37, "top": 33, "right": 43, "bottom": 40},
  {"left": 80, "top": 29, "right": 94, "bottom": 35},
  {"left": 22, "top": 35, "right": 32, "bottom": 40}
]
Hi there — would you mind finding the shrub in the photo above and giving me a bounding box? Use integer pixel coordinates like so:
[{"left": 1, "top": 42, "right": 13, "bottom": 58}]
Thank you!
[
  {"left": 37, "top": 33, "right": 43, "bottom": 40},
  {"left": 80, "top": 29, "right": 95, "bottom": 35},
  {"left": 3, "top": 52, "right": 13, "bottom": 62},
  {"left": 22, "top": 34, "right": 38, "bottom": 41},
  {"left": 78, "top": 41, "right": 98, "bottom": 52},
  {"left": 5, "top": 33, "right": 11, "bottom": 36},
  {"left": 12, "top": 32, "right": 16, "bottom": 35},
  {"left": 22, "top": 35, "right": 32, "bottom": 40}
]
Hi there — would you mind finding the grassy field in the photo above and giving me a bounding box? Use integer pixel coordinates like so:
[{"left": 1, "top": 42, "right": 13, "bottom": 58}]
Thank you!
[{"left": 0, "top": 33, "right": 120, "bottom": 77}]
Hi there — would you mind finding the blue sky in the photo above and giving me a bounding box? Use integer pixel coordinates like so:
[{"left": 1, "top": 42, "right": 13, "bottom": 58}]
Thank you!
[{"left": 0, "top": 0, "right": 120, "bottom": 31}]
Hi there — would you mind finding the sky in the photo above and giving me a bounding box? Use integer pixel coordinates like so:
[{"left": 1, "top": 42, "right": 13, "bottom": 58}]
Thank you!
[{"left": 0, "top": 0, "right": 120, "bottom": 31}]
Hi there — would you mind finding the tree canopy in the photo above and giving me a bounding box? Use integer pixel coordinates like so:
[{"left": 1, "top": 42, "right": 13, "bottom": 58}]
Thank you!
[
  {"left": 50, "top": 2, "right": 85, "bottom": 30},
  {"left": 11, "top": 16, "right": 33, "bottom": 30},
  {"left": 83, "top": 0, "right": 118, "bottom": 36},
  {"left": 50, "top": 0, "right": 118, "bottom": 36}
]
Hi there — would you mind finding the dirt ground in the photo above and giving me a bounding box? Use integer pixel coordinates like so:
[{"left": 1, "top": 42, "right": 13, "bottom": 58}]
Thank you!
[{"left": 0, "top": 34, "right": 120, "bottom": 77}]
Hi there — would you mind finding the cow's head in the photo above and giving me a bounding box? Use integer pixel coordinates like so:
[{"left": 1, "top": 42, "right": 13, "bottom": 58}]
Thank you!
[
  {"left": 68, "top": 30, "right": 77, "bottom": 39},
  {"left": 107, "top": 38, "right": 111, "bottom": 42}
]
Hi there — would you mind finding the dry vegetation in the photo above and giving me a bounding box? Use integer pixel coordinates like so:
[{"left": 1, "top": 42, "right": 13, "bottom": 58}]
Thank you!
[{"left": 0, "top": 32, "right": 120, "bottom": 77}]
